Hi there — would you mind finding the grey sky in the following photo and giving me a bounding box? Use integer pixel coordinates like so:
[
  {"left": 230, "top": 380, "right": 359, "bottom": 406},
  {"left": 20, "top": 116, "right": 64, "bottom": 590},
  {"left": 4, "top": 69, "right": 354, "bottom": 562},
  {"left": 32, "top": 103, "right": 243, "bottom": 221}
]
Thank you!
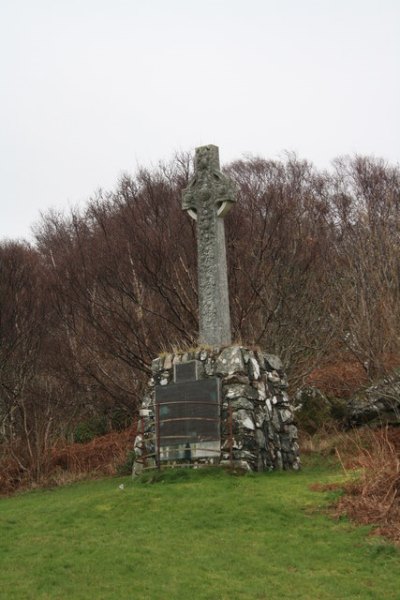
[{"left": 1, "top": 0, "right": 399, "bottom": 242}]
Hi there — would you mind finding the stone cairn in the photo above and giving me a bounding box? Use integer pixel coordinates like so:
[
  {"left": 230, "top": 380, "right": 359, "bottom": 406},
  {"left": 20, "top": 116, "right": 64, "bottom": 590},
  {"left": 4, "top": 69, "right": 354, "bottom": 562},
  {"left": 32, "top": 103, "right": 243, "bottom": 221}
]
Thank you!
[{"left": 133, "top": 346, "right": 300, "bottom": 474}]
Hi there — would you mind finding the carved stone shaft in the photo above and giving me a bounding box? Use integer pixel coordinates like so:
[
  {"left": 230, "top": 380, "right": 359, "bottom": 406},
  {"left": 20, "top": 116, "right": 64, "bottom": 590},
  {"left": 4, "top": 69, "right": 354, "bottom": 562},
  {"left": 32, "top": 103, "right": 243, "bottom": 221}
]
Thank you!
[{"left": 182, "top": 145, "right": 236, "bottom": 346}]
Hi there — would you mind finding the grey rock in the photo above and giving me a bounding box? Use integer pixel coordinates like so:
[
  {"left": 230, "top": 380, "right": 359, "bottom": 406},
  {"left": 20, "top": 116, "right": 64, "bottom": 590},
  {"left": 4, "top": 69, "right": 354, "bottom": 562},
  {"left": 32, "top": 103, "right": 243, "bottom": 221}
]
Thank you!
[
  {"left": 232, "top": 460, "right": 252, "bottom": 472},
  {"left": 142, "top": 393, "right": 153, "bottom": 408},
  {"left": 347, "top": 373, "right": 400, "bottom": 426},
  {"left": 229, "top": 398, "right": 254, "bottom": 411},
  {"left": 254, "top": 407, "right": 266, "bottom": 427},
  {"left": 281, "top": 391, "right": 290, "bottom": 404},
  {"left": 151, "top": 357, "right": 163, "bottom": 373},
  {"left": 291, "top": 458, "right": 301, "bottom": 471},
  {"left": 241, "top": 348, "right": 251, "bottom": 364},
  {"left": 280, "top": 434, "right": 293, "bottom": 452},
  {"left": 294, "top": 385, "right": 328, "bottom": 407},
  {"left": 224, "top": 383, "right": 259, "bottom": 400},
  {"left": 235, "top": 409, "right": 255, "bottom": 430},
  {"left": 249, "top": 357, "right": 261, "bottom": 380},
  {"left": 215, "top": 346, "right": 245, "bottom": 375},
  {"left": 204, "top": 358, "right": 215, "bottom": 376},
  {"left": 254, "top": 381, "right": 267, "bottom": 400},
  {"left": 267, "top": 370, "right": 282, "bottom": 384},
  {"left": 285, "top": 424, "right": 298, "bottom": 439},
  {"left": 264, "top": 353, "right": 283, "bottom": 372},
  {"left": 280, "top": 409, "right": 293, "bottom": 423},
  {"left": 232, "top": 437, "right": 243, "bottom": 450},
  {"left": 278, "top": 375, "right": 289, "bottom": 389},
  {"left": 272, "top": 411, "right": 281, "bottom": 431},
  {"left": 163, "top": 354, "right": 173, "bottom": 370},
  {"left": 255, "top": 428, "right": 266, "bottom": 448}
]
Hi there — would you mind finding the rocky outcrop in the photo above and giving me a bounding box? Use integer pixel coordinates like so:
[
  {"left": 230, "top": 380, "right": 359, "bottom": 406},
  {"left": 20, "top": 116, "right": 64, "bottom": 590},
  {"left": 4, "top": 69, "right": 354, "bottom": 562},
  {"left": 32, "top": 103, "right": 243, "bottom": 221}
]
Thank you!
[
  {"left": 347, "top": 371, "right": 400, "bottom": 427},
  {"left": 133, "top": 346, "right": 300, "bottom": 474},
  {"left": 295, "top": 370, "right": 400, "bottom": 430}
]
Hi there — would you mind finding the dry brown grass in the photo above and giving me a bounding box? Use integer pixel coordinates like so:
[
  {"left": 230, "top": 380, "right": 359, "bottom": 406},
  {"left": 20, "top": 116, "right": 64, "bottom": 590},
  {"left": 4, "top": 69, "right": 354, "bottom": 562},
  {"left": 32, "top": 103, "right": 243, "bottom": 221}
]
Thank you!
[
  {"left": 0, "top": 423, "right": 137, "bottom": 496},
  {"left": 302, "top": 426, "right": 400, "bottom": 545},
  {"left": 334, "top": 427, "right": 400, "bottom": 544}
]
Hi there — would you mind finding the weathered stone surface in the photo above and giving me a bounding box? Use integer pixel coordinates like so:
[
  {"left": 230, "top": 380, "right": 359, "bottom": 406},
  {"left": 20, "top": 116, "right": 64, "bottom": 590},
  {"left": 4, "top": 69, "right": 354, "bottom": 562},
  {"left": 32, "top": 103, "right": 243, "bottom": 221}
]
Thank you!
[
  {"left": 163, "top": 354, "right": 173, "bottom": 370},
  {"left": 347, "top": 373, "right": 400, "bottom": 426},
  {"left": 224, "top": 373, "right": 250, "bottom": 385},
  {"left": 241, "top": 349, "right": 251, "bottom": 364},
  {"left": 246, "top": 354, "right": 260, "bottom": 380},
  {"left": 253, "top": 381, "right": 266, "bottom": 399},
  {"left": 141, "top": 393, "right": 153, "bottom": 408},
  {"left": 267, "top": 371, "right": 282, "bottom": 384},
  {"left": 295, "top": 372, "right": 400, "bottom": 432},
  {"left": 265, "top": 398, "right": 272, "bottom": 416},
  {"left": 254, "top": 407, "right": 266, "bottom": 427},
  {"left": 229, "top": 398, "right": 254, "bottom": 411},
  {"left": 279, "top": 391, "right": 289, "bottom": 403},
  {"left": 272, "top": 411, "right": 281, "bottom": 431},
  {"left": 160, "top": 372, "right": 169, "bottom": 386},
  {"left": 182, "top": 145, "right": 236, "bottom": 346},
  {"left": 280, "top": 409, "right": 293, "bottom": 423},
  {"left": 280, "top": 434, "right": 293, "bottom": 452},
  {"left": 285, "top": 424, "right": 298, "bottom": 439},
  {"left": 204, "top": 358, "right": 215, "bottom": 376},
  {"left": 224, "top": 384, "right": 259, "bottom": 400},
  {"left": 151, "top": 357, "right": 163, "bottom": 373},
  {"left": 133, "top": 345, "right": 300, "bottom": 474},
  {"left": 215, "top": 346, "right": 245, "bottom": 375},
  {"left": 199, "top": 349, "right": 208, "bottom": 361},
  {"left": 264, "top": 353, "right": 283, "bottom": 372},
  {"left": 255, "top": 428, "right": 266, "bottom": 448},
  {"left": 235, "top": 409, "right": 255, "bottom": 430}
]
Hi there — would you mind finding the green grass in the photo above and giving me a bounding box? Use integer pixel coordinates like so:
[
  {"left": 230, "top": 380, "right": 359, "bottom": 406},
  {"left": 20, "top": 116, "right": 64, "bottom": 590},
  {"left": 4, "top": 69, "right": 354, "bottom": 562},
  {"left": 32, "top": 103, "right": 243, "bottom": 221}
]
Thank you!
[{"left": 0, "top": 463, "right": 398, "bottom": 600}]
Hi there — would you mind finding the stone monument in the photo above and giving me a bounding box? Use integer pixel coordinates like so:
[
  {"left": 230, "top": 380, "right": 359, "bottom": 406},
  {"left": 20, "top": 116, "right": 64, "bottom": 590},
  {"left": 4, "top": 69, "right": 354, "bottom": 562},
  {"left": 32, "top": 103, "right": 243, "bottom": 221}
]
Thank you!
[
  {"left": 182, "top": 144, "right": 235, "bottom": 346},
  {"left": 132, "top": 145, "right": 300, "bottom": 474}
]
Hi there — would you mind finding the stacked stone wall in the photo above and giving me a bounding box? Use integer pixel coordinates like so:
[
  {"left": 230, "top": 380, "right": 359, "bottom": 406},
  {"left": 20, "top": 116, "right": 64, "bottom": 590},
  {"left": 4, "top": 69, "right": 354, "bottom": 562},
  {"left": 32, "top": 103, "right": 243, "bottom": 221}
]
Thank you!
[{"left": 133, "top": 346, "right": 300, "bottom": 474}]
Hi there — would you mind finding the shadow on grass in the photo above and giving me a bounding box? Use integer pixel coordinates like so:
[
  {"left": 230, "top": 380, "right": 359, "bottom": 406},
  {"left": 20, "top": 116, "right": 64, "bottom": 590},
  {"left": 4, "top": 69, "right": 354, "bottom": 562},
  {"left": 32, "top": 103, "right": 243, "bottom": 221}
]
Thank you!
[{"left": 135, "top": 465, "right": 248, "bottom": 484}]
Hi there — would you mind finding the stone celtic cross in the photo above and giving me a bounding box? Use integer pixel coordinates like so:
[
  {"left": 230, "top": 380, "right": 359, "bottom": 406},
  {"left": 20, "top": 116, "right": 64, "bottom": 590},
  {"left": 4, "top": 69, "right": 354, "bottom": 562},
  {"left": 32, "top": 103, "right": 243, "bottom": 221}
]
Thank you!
[{"left": 182, "top": 145, "right": 236, "bottom": 346}]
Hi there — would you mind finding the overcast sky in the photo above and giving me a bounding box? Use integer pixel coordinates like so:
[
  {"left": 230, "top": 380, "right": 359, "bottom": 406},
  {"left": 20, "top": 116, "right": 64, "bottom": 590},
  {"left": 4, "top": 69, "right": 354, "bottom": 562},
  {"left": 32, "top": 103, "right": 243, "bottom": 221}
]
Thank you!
[{"left": 1, "top": 0, "right": 399, "bottom": 242}]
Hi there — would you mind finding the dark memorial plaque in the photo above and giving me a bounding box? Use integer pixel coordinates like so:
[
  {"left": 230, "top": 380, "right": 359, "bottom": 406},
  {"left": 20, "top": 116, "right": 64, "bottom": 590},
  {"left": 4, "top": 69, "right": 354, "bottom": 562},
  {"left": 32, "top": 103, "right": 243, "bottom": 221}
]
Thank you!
[
  {"left": 173, "top": 360, "right": 203, "bottom": 383},
  {"left": 155, "top": 378, "right": 221, "bottom": 462}
]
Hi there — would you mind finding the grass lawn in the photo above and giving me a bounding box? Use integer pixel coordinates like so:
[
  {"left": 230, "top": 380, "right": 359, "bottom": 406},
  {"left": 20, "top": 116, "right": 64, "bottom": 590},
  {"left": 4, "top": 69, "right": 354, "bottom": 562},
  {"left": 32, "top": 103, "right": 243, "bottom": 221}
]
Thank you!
[{"left": 0, "top": 462, "right": 399, "bottom": 600}]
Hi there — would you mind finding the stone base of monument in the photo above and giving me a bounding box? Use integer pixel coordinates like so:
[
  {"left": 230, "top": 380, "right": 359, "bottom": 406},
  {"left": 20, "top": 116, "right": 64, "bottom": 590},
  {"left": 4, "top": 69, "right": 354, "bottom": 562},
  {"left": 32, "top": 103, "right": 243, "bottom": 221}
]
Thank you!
[{"left": 132, "top": 346, "right": 300, "bottom": 475}]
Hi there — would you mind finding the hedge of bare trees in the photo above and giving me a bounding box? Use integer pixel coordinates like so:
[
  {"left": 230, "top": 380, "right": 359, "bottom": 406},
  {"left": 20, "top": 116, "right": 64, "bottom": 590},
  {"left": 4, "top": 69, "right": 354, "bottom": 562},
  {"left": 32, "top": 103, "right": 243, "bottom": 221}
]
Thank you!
[{"left": 1, "top": 152, "right": 400, "bottom": 480}]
